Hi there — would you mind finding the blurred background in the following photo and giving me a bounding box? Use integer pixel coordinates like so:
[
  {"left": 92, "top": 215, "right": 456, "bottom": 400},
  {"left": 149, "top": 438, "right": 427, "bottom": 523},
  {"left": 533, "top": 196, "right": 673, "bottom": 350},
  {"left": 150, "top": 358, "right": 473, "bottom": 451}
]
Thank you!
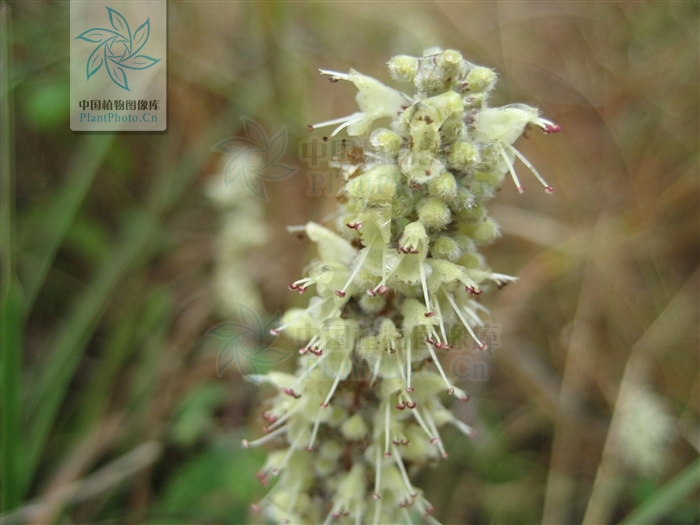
[{"left": 1, "top": 1, "right": 698, "bottom": 524}]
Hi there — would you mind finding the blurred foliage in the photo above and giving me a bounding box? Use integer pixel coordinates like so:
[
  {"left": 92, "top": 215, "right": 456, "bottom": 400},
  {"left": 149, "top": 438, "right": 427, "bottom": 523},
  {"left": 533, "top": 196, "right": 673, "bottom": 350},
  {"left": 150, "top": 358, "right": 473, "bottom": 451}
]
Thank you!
[{"left": 0, "top": 1, "right": 698, "bottom": 524}]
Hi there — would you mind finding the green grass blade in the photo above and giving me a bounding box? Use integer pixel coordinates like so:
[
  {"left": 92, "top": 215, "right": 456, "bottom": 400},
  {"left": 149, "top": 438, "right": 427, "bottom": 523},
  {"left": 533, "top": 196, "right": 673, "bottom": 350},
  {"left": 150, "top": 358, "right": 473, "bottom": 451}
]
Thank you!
[
  {"left": 25, "top": 208, "right": 160, "bottom": 477},
  {"left": 1, "top": 283, "right": 24, "bottom": 512},
  {"left": 619, "top": 458, "right": 700, "bottom": 525},
  {"left": 21, "top": 132, "right": 115, "bottom": 314},
  {"left": 0, "top": 1, "right": 25, "bottom": 511},
  {"left": 24, "top": 115, "right": 237, "bottom": 485}
]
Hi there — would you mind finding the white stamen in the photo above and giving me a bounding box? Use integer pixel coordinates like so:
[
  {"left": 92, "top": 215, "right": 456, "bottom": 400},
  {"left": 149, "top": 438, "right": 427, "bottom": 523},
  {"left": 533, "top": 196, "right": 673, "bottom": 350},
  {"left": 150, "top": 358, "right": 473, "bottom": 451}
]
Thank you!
[
  {"left": 411, "top": 407, "right": 437, "bottom": 442},
  {"left": 374, "top": 445, "right": 383, "bottom": 499},
  {"left": 498, "top": 144, "right": 524, "bottom": 193},
  {"left": 443, "top": 288, "right": 486, "bottom": 349},
  {"left": 450, "top": 416, "right": 475, "bottom": 437},
  {"left": 339, "top": 246, "right": 372, "bottom": 295},
  {"left": 425, "top": 341, "right": 454, "bottom": 393},
  {"left": 242, "top": 424, "right": 287, "bottom": 448},
  {"left": 384, "top": 401, "right": 391, "bottom": 456},
  {"left": 406, "top": 332, "right": 413, "bottom": 392},
  {"left": 432, "top": 298, "right": 449, "bottom": 343},
  {"left": 319, "top": 69, "right": 351, "bottom": 81},
  {"left": 307, "top": 406, "right": 324, "bottom": 450},
  {"left": 423, "top": 409, "right": 447, "bottom": 457},
  {"left": 507, "top": 144, "right": 553, "bottom": 193},
  {"left": 419, "top": 259, "right": 432, "bottom": 314},
  {"left": 391, "top": 445, "right": 416, "bottom": 496},
  {"left": 321, "top": 359, "right": 348, "bottom": 407}
]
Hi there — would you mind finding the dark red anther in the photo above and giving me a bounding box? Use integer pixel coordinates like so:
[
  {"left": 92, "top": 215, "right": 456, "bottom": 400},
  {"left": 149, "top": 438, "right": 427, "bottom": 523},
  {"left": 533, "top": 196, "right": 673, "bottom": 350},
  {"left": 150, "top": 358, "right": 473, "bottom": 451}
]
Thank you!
[
  {"left": 269, "top": 328, "right": 280, "bottom": 336},
  {"left": 447, "top": 387, "right": 455, "bottom": 395},
  {"left": 517, "top": 186, "right": 525, "bottom": 194},
  {"left": 478, "top": 343, "right": 488, "bottom": 351},
  {"left": 430, "top": 437, "right": 440, "bottom": 444},
  {"left": 544, "top": 186, "right": 555, "bottom": 194},
  {"left": 366, "top": 289, "right": 376, "bottom": 297},
  {"left": 281, "top": 388, "right": 301, "bottom": 399},
  {"left": 346, "top": 222, "right": 362, "bottom": 230},
  {"left": 377, "top": 285, "right": 389, "bottom": 294},
  {"left": 406, "top": 387, "right": 414, "bottom": 393},
  {"left": 406, "top": 401, "right": 417, "bottom": 409},
  {"left": 320, "top": 402, "right": 329, "bottom": 408},
  {"left": 396, "top": 402, "right": 406, "bottom": 410},
  {"left": 383, "top": 452, "right": 392, "bottom": 457},
  {"left": 373, "top": 494, "right": 381, "bottom": 500},
  {"left": 335, "top": 290, "right": 346, "bottom": 298},
  {"left": 424, "top": 311, "right": 435, "bottom": 318},
  {"left": 543, "top": 123, "right": 561, "bottom": 134},
  {"left": 255, "top": 472, "right": 269, "bottom": 486},
  {"left": 306, "top": 124, "right": 314, "bottom": 132}
]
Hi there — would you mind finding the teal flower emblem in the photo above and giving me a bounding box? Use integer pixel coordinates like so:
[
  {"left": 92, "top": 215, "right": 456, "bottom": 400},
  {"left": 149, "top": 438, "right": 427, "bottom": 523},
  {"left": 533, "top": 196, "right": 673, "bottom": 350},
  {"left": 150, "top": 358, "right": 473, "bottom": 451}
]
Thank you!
[
  {"left": 76, "top": 7, "right": 161, "bottom": 91},
  {"left": 206, "top": 304, "right": 291, "bottom": 378},
  {"left": 212, "top": 116, "right": 299, "bottom": 202}
]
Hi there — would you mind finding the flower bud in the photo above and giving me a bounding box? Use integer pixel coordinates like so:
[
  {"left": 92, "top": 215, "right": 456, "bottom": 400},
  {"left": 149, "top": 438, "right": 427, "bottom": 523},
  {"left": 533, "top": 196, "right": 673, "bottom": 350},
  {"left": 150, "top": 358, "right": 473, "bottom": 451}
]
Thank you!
[
  {"left": 370, "top": 128, "right": 402, "bottom": 156},
  {"left": 461, "top": 216, "right": 501, "bottom": 244},
  {"left": 418, "top": 197, "right": 452, "bottom": 230},
  {"left": 279, "top": 308, "right": 315, "bottom": 344},
  {"left": 388, "top": 55, "right": 419, "bottom": 82},
  {"left": 466, "top": 66, "right": 496, "bottom": 93},
  {"left": 437, "top": 49, "right": 464, "bottom": 77},
  {"left": 341, "top": 413, "right": 369, "bottom": 440},
  {"left": 347, "top": 165, "right": 400, "bottom": 205},
  {"left": 359, "top": 293, "right": 387, "bottom": 314},
  {"left": 458, "top": 251, "right": 485, "bottom": 269},
  {"left": 399, "top": 151, "right": 445, "bottom": 184},
  {"left": 398, "top": 221, "right": 428, "bottom": 253},
  {"left": 430, "top": 236, "right": 461, "bottom": 261},
  {"left": 448, "top": 187, "right": 476, "bottom": 212},
  {"left": 428, "top": 172, "right": 458, "bottom": 200},
  {"left": 449, "top": 141, "right": 479, "bottom": 171}
]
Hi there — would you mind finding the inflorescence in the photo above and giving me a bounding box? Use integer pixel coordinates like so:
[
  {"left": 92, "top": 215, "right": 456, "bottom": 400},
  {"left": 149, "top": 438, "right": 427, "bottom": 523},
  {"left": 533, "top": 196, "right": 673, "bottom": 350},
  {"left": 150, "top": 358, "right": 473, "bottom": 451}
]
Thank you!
[{"left": 244, "top": 48, "right": 559, "bottom": 525}]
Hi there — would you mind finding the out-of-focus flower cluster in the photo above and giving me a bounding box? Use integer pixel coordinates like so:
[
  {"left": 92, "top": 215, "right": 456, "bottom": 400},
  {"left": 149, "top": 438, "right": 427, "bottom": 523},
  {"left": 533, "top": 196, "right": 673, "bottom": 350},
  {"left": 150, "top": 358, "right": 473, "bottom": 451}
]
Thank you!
[{"left": 245, "top": 48, "right": 559, "bottom": 524}]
